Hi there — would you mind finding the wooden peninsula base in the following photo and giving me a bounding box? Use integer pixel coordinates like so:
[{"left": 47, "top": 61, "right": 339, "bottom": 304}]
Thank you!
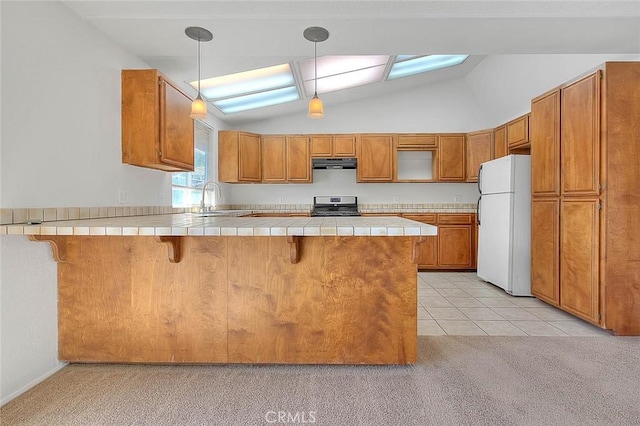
[{"left": 46, "top": 235, "right": 419, "bottom": 365}]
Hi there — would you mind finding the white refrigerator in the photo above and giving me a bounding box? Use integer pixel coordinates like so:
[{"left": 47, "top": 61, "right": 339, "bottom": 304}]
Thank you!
[{"left": 477, "top": 155, "right": 531, "bottom": 296}]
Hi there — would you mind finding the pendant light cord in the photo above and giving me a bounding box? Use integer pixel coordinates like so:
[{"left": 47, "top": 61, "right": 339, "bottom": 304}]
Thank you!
[
  {"left": 197, "top": 35, "right": 201, "bottom": 98},
  {"left": 314, "top": 40, "right": 318, "bottom": 96}
]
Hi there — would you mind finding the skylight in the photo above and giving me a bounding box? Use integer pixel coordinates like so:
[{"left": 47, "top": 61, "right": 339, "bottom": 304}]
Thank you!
[
  {"left": 189, "top": 63, "right": 299, "bottom": 114},
  {"left": 189, "top": 54, "right": 470, "bottom": 115},
  {"left": 298, "top": 55, "right": 390, "bottom": 95},
  {"left": 387, "top": 55, "right": 469, "bottom": 80}
]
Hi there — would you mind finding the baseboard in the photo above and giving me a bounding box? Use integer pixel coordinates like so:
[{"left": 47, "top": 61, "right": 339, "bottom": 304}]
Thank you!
[{"left": 1, "top": 362, "right": 68, "bottom": 407}]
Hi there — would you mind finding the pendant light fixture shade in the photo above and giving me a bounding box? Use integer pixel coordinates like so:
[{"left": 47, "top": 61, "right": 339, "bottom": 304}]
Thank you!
[
  {"left": 303, "top": 26, "right": 329, "bottom": 119},
  {"left": 185, "top": 26, "right": 213, "bottom": 120},
  {"left": 307, "top": 94, "right": 324, "bottom": 118}
]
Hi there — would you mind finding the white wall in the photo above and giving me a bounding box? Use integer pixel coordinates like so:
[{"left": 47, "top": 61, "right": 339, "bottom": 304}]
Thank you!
[
  {"left": 0, "top": 237, "right": 62, "bottom": 405},
  {"left": 465, "top": 54, "right": 640, "bottom": 125},
  {"left": 223, "top": 78, "right": 488, "bottom": 205},
  {"left": 225, "top": 171, "right": 479, "bottom": 206},
  {"left": 0, "top": 0, "right": 226, "bottom": 404}
]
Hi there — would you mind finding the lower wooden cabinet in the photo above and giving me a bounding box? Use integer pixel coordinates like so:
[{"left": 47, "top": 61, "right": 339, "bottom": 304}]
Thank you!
[
  {"left": 560, "top": 198, "right": 600, "bottom": 324},
  {"left": 402, "top": 213, "right": 476, "bottom": 270},
  {"left": 531, "top": 199, "right": 560, "bottom": 305}
]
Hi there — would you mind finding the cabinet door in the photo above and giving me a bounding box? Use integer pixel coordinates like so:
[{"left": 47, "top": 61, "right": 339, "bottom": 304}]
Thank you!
[
  {"left": 261, "top": 136, "right": 287, "bottom": 182},
  {"left": 403, "top": 214, "right": 438, "bottom": 268},
  {"left": 506, "top": 114, "right": 530, "bottom": 148},
  {"left": 560, "top": 199, "right": 600, "bottom": 324},
  {"left": 159, "top": 78, "right": 194, "bottom": 170},
  {"left": 561, "top": 72, "right": 601, "bottom": 197},
  {"left": 356, "top": 135, "right": 394, "bottom": 182},
  {"left": 333, "top": 135, "right": 356, "bottom": 157},
  {"left": 494, "top": 125, "right": 507, "bottom": 159},
  {"left": 397, "top": 134, "right": 437, "bottom": 148},
  {"left": 286, "top": 136, "right": 311, "bottom": 182},
  {"left": 466, "top": 130, "right": 493, "bottom": 182},
  {"left": 310, "top": 136, "right": 332, "bottom": 157},
  {"left": 437, "top": 225, "right": 473, "bottom": 268},
  {"left": 531, "top": 199, "right": 560, "bottom": 306},
  {"left": 437, "top": 135, "right": 465, "bottom": 181},
  {"left": 531, "top": 89, "right": 561, "bottom": 197},
  {"left": 238, "top": 133, "right": 261, "bottom": 182}
]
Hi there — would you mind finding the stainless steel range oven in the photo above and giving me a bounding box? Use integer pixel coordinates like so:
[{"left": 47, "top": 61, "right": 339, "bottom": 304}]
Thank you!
[{"left": 311, "top": 196, "right": 361, "bottom": 217}]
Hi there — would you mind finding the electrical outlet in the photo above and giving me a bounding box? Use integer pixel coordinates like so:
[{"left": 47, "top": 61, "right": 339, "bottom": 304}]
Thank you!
[
  {"left": 279, "top": 196, "right": 285, "bottom": 203},
  {"left": 454, "top": 195, "right": 463, "bottom": 203},
  {"left": 393, "top": 196, "right": 399, "bottom": 203},
  {"left": 118, "top": 190, "right": 129, "bottom": 205},
  {"left": 158, "top": 192, "right": 165, "bottom": 203}
]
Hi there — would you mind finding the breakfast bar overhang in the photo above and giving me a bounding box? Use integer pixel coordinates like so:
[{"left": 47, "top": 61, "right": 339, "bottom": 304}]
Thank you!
[{"left": 20, "top": 215, "right": 437, "bottom": 365}]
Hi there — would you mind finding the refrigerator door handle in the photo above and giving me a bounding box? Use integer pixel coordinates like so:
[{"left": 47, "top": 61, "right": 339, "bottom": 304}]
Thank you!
[
  {"left": 477, "top": 164, "right": 483, "bottom": 194},
  {"left": 476, "top": 196, "right": 481, "bottom": 226}
]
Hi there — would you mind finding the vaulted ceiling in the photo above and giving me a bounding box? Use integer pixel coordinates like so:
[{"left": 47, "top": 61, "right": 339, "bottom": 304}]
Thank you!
[{"left": 61, "top": 0, "right": 640, "bottom": 124}]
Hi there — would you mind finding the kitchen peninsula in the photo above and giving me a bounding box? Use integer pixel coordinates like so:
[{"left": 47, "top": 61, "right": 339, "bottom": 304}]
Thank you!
[{"left": 12, "top": 214, "right": 436, "bottom": 365}]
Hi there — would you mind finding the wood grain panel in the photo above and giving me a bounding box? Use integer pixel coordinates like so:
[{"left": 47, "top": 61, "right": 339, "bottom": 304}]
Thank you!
[
  {"left": 356, "top": 134, "right": 394, "bottom": 182},
  {"left": 402, "top": 215, "right": 437, "bottom": 269},
  {"left": 437, "top": 134, "right": 465, "bottom": 181},
  {"left": 397, "top": 134, "right": 438, "bottom": 148},
  {"left": 226, "top": 236, "right": 417, "bottom": 364},
  {"left": 602, "top": 62, "right": 640, "bottom": 335},
  {"left": 531, "top": 89, "right": 561, "bottom": 196},
  {"left": 506, "top": 114, "right": 530, "bottom": 148},
  {"left": 531, "top": 199, "right": 559, "bottom": 306},
  {"left": 560, "top": 199, "right": 600, "bottom": 324},
  {"left": 466, "top": 130, "right": 493, "bottom": 182},
  {"left": 286, "top": 136, "right": 311, "bottom": 182},
  {"left": 58, "top": 237, "right": 228, "bottom": 363},
  {"left": 310, "top": 135, "right": 332, "bottom": 157},
  {"left": 159, "top": 78, "right": 195, "bottom": 170},
  {"left": 494, "top": 125, "right": 507, "bottom": 159},
  {"left": 238, "top": 132, "right": 261, "bottom": 181},
  {"left": 261, "top": 135, "right": 287, "bottom": 182},
  {"left": 437, "top": 225, "right": 473, "bottom": 268},
  {"left": 333, "top": 135, "right": 356, "bottom": 157},
  {"left": 561, "top": 72, "right": 601, "bottom": 196}
]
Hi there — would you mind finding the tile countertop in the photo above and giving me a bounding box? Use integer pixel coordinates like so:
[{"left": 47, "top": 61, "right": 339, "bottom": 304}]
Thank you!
[{"left": 1, "top": 214, "right": 437, "bottom": 237}]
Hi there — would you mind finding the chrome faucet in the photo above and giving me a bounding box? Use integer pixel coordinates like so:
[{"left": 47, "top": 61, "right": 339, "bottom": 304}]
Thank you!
[{"left": 200, "top": 181, "right": 222, "bottom": 212}]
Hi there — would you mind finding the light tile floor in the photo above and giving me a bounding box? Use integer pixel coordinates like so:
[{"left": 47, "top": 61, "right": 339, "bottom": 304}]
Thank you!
[{"left": 417, "top": 272, "right": 610, "bottom": 336}]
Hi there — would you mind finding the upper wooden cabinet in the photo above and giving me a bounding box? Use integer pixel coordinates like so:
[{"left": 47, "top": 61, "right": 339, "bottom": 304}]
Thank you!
[
  {"left": 219, "top": 131, "right": 261, "bottom": 183},
  {"left": 466, "top": 129, "right": 493, "bottom": 182},
  {"left": 121, "top": 69, "right": 194, "bottom": 171},
  {"left": 561, "top": 72, "right": 601, "bottom": 197},
  {"left": 356, "top": 134, "right": 394, "bottom": 182},
  {"left": 531, "top": 89, "right": 561, "bottom": 197},
  {"left": 261, "top": 135, "right": 311, "bottom": 183},
  {"left": 286, "top": 136, "right": 312, "bottom": 182},
  {"left": 397, "top": 134, "right": 438, "bottom": 149},
  {"left": 437, "top": 134, "right": 466, "bottom": 182},
  {"left": 261, "top": 135, "right": 287, "bottom": 183},
  {"left": 494, "top": 125, "right": 507, "bottom": 159},
  {"left": 310, "top": 135, "right": 356, "bottom": 157},
  {"left": 506, "top": 114, "right": 530, "bottom": 149}
]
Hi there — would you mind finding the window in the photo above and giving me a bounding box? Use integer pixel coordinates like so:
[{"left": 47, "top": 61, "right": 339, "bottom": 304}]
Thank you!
[{"left": 172, "top": 121, "right": 213, "bottom": 207}]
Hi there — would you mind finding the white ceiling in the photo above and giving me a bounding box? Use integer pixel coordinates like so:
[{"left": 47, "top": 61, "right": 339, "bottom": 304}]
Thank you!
[{"left": 61, "top": 0, "right": 640, "bottom": 124}]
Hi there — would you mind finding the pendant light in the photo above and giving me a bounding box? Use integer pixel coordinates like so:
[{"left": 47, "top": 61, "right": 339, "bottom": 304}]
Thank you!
[
  {"left": 185, "top": 26, "right": 213, "bottom": 119},
  {"left": 303, "top": 26, "right": 329, "bottom": 119}
]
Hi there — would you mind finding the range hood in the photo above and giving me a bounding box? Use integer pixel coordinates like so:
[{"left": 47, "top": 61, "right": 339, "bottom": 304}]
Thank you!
[{"left": 312, "top": 158, "right": 357, "bottom": 169}]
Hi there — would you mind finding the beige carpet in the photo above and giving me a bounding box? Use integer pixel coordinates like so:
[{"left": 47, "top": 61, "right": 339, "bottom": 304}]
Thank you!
[{"left": 2, "top": 336, "right": 639, "bottom": 426}]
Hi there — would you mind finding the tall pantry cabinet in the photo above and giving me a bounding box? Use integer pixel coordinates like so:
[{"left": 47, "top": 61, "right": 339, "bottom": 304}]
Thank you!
[{"left": 530, "top": 62, "right": 640, "bottom": 335}]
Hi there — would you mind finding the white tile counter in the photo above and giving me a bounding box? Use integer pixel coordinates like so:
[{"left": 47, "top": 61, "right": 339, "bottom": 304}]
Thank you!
[{"left": 1, "top": 214, "right": 437, "bottom": 237}]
